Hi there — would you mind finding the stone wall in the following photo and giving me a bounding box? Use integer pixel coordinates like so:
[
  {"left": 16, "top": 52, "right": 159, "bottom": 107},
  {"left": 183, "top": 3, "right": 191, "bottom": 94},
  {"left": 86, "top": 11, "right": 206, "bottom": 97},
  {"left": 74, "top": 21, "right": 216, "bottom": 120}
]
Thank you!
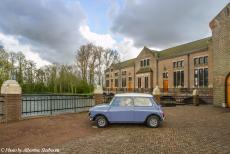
[
  {"left": 210, "top": 3, "right": 230, "bottom": 106},
  {"left": 135, "top": 47, "right": 157, "bottom": 88}
]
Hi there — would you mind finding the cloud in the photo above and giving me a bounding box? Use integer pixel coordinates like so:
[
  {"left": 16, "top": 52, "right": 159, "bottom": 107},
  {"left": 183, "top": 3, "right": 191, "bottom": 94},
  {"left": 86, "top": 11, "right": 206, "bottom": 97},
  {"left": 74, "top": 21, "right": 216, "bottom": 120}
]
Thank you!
[
  {"left": 80, "top": 24, "right": 141, "bottom": 61},
  {"left": 111, "top": 0, "right": 230, "bottom": 49},
  {"left": 0, "top": 0, "right": 86, "bottom": 64},
  {"left": 0, "top": 32, "right": 51, "bottom": 68},
  {"left": 80, "top": 25, "right": 116, "bottom": 48},
  {"left": 115, "top": 37, "right": 141, "bottom": 60}
]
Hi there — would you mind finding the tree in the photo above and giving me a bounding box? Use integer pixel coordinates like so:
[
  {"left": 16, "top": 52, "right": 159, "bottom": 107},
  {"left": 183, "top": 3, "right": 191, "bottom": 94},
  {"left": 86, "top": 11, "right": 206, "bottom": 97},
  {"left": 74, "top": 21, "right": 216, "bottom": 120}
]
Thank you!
[
  {"left": 75, "top": 44, "right": 121, "bottom": 87},
  {"left": 75, "top": 44, "right": 92, "bottom": 82},
  {"left": 103, "top": 49, "right": 120, "bottom": 70},
  {"left": 0, "top": 48, "right": 10, "bottom": 85},
  {"left": 16, "top": 52, "right": 26, "bottom": 85}
]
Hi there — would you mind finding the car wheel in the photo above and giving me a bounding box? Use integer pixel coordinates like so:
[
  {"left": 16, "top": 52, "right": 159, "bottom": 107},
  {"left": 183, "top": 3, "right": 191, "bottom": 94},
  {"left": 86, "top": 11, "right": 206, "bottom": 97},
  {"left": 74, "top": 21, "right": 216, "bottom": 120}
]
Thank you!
[
  {"left": 96, "top": 116, "right": 108, "bottom": 128},
  {"left": 147, "top": 115, "right": 160, "bottom": 128}
]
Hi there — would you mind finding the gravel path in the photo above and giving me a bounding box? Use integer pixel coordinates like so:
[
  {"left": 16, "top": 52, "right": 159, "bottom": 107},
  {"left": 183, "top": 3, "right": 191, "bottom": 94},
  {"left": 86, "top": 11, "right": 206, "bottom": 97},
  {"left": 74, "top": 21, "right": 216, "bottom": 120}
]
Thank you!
[{"left": 61, "top": 105, "right": 230, "bottom": 154}]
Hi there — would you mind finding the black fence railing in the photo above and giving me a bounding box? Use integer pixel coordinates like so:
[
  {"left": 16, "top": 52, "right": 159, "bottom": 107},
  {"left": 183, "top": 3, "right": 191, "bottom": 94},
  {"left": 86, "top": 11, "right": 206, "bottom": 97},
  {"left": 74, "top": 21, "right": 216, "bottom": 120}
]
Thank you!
[
  {"left": 104, "top": 88, "right": 213, "bottom": 96},
  {"left": 103, "top": 95, "right": 114, "bottom": 104},
  {"left": 104, "top": 88, "right": 153, "bottom": 94},
  {"left": 160, "top": 95, "right": 213, "bottom": 106},
  {"left": 0, "top": 95, "right": 4, "bottom": 117},
  {"left": 22, "top": 94, "right": 94, "bottom": 117}
]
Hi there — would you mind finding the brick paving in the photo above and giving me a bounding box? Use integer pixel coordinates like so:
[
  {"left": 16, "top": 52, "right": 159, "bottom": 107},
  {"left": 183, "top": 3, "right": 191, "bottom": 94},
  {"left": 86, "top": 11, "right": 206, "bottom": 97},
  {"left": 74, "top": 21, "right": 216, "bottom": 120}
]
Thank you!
[{"left": 61, "top": 105, "right": 230, "bottom": 154}]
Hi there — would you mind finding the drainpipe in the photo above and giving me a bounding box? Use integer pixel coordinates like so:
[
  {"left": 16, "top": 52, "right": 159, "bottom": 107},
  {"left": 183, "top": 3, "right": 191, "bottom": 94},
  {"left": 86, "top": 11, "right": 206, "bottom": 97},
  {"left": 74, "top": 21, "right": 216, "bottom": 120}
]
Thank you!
[
  {"left": 188, "top": 54, "right": 190, "bottom": 90},
  {"left": 134, "top": 63, "right": 136, "bottom": 92},
  {"left": 156, "top": 59, "right": 159, "bottom": 86}
]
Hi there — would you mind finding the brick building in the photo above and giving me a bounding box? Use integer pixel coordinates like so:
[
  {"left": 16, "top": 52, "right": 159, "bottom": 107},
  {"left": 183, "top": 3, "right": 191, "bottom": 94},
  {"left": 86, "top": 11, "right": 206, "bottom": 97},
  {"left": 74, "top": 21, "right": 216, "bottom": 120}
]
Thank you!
[{"left": 105, "top": 3, "right": 230, "bottom": 107}]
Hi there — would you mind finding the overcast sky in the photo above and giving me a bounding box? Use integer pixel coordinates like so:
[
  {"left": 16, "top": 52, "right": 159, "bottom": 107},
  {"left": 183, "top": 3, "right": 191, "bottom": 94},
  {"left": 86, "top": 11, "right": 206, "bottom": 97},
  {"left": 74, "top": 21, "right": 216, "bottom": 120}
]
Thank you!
[{"left": 0, "top": 0, "right": 229, "bottom": 67}]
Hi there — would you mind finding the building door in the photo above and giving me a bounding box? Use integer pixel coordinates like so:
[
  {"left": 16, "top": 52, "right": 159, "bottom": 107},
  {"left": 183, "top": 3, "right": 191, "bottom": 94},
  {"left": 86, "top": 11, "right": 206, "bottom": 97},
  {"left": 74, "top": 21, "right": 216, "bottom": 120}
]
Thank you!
[
  {"left": 128, "top": 82, "right": 132, "bottom": 92},
  {"left": 163, "top": 80, "right": 168, "bottom": 93},
  {"left": 227, "top": 75, "right": 230, "bottom": 107},
  {"left": 128, "top": 77, "right": 132, "bottom": 92}
]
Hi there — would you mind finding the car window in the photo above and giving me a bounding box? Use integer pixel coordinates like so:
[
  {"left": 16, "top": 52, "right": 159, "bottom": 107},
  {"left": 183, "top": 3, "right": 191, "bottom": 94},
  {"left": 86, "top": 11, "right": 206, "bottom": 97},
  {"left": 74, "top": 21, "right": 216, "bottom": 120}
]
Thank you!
[
  {"left": 111, "top": 97, "right": 133, "bottom": 107},
  {"left": 134, "top": 97, "right": 152, "bottom": 107}
]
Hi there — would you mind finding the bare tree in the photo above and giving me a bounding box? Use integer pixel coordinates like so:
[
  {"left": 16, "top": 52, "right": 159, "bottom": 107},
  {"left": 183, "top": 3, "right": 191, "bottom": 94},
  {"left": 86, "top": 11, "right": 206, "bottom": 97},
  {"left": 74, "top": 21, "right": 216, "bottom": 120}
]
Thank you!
[
  {"left": 75, "top": 44, "right": 92, "bottom": 82},
  {"left": 103, "top": 49, "right": 120, "bottom": 70}
]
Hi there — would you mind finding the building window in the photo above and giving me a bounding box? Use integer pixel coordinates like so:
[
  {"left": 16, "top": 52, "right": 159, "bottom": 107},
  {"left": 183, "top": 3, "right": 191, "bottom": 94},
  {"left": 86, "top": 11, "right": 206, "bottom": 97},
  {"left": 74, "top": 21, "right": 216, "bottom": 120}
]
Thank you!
[
  {"left": 181, "top": 71, "right": 184, "bottom": 87},
  {"left": 122, "top": 78, "right": 126, "bottom": 87},
  {"left": 177, "top": 61, "right": 181, "bottom": 67},
  {"left": 163, "top": 72, "right": 168, "bottom": 79},
  {"left": 140, "top": 61, "right": 143, "bottom": 67},
  {"left": 111, "top": 79, "right": 113, "bottom": 87},
  {"left": 114, "top": 72, "right": 119, "bottom": 77},
  {"left": 138, "top": 77, "right": 141, "bottom": 88},
  {"left": 128, "top": 77, "right": 132, "bottom": 81},
  {"left": 140, "top": 59, "right": 150, "bottom": 67},
  {"left": 144, "top": 60, "right": 146, "bottom": 66},
  {"left": 194, "top": 68, "right": 208, "bottom": 87},
  {"left": 173, "top": 72, "right": 177, "bottom": 87},
  {"left": 111, "top": 69, "right": 113, "bottom": 72},
  {"left": 173, "top": 70, "right": 184, "bottom": 87},
  {"left": 173, "top": 60, "right": 184, "bottom": 69},
  {"left": 115, "top": 79, "right": 119, "bottom": 87},
  {"left": 194, "top": 69, "right": 198, "bottom": 87},
  {"left": 176, "top": 71, "right": 181, "bottom": 86},
  {"left": 194, "top": 58, "right": 199, "bottom": 66},
  {"left": 194, "top": 56, "right": 208, "bottom": 66},
  {"left": 204, "top": 68, "right": 208, "bottom": 87},
  {"left": 204, "top": 56, "right": 208, "bottom": 64},
  {"left": 122, "top": 71, "right": 126, "bottom": 76},
  {"left": 144, "top": 77, "right": 149, "bottom": 88},
  {"left": 173, "top": 62, "right": 177, "bottom": 68},
  {"left": 147, "top": 59, "right": 150, "bottom": 66},
  {"left": 199, "top": 57, "right": 204, "bottom": 64},
  {"left": 106, "top": 80, "right": 109, "bottom": 87},
  {"left": 199, "top": 69, "right": 204, "bottom": 86},
  {"left": 106, "top": 74, "right": 109, "bottom": 78}
]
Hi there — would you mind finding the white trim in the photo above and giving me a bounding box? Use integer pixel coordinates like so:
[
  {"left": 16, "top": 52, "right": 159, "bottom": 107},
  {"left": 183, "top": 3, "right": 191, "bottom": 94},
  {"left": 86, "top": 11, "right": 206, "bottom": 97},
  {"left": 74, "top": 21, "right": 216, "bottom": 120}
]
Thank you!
[{"left": 192, "top": 55, "right": 209, "bottom": 59}]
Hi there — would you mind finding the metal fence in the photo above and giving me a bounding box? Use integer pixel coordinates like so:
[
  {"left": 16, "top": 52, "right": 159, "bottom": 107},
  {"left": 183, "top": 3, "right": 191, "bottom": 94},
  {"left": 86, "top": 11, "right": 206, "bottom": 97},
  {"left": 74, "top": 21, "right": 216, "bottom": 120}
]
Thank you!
[
  {"left": 22, "top": 94, "right": 95, "bottom": 117},
  {"left": 103, "top": 95, "right": 114, "bottom": 104},
  {"left": 104, "top": 88, "right": 213, "bottom": 96}
]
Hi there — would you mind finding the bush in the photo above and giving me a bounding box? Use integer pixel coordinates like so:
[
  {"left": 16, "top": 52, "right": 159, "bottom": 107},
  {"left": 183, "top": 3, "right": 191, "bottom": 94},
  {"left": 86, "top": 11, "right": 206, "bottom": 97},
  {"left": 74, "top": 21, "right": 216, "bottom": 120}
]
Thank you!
[{"left": 75, "top": 80, "right": 94, "bottom": 94}]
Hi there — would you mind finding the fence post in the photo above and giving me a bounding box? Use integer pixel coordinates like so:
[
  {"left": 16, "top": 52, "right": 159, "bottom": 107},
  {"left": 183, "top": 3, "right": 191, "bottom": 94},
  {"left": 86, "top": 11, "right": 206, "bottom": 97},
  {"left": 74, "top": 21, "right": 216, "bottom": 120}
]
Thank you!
[
  {"left": 153, "top": 86, "right": 161, "bottom": 104},
  {"left": 0, "top": 80, "right": 22, "bottom": 122},
  {"left": 94, "top": 85, "right": 103, "bottom": 105},
  {"left": 193, "top": 89, "right": 199, "bottom": 106}
]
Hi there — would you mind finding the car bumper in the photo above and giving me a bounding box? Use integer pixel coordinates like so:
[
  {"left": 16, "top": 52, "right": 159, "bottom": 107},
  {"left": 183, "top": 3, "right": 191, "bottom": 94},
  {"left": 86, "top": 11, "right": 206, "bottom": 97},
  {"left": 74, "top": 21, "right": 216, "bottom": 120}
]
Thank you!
[
  {"left": 88, "top": 112, "right": 93, "bottom": 121},
  {"left": 89, "top": 116, "right": 93, "bottom": 121}
]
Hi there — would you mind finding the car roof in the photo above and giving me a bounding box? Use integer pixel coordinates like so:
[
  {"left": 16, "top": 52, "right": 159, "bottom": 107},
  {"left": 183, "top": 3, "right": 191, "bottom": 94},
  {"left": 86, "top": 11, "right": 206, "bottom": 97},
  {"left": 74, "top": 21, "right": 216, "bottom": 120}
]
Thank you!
[{"left": 115, "top": 93, "right": 153, "bottom": 98}]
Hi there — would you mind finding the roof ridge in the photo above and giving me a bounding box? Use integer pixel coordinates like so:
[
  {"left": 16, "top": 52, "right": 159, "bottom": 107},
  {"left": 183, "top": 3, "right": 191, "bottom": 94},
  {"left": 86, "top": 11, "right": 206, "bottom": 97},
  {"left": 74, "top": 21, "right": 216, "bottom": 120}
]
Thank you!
[{"left": 161, "top": 37, "right": 211, "bottom": 52}]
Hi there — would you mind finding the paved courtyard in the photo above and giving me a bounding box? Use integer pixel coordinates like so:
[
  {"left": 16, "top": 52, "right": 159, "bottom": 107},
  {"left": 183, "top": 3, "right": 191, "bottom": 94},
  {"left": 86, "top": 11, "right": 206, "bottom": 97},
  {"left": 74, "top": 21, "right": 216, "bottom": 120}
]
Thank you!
[
  {"left": 61, "top": 105, "right": 230, "bottom": 154},
  {"left": 0, "top": 105, "right": 230, "bottom": 154}
]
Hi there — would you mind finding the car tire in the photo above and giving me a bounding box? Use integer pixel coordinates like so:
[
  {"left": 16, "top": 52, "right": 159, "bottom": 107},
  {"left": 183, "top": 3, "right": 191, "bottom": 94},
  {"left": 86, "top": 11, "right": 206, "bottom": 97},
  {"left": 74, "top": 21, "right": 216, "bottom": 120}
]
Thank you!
[
  {"left": 95, "top": 115, "right": 108, "bottom": 128},
  {"left": 146, "top": 115, "right": 160, "bottom": 128}
]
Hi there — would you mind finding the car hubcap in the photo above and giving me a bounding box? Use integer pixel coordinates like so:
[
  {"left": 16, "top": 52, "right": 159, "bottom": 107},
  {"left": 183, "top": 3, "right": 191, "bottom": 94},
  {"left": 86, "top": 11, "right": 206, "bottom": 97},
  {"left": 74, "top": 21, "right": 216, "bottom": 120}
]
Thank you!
[
  {"left": 98, "top": 118, "right": 105, "bottom": 126},
  {"left": 150, "top": 118, "right": 158, "bottom": 127}
]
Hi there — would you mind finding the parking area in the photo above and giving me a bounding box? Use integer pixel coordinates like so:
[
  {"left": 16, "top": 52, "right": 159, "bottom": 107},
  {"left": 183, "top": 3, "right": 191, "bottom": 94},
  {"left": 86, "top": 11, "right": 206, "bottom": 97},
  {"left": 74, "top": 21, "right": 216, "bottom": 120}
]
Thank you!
[
  {"left": 61, "top": 105, "right": 230, "bottom": 154},
  {"left": 0, "top": 105, "right": 230, "bottom": 153}
]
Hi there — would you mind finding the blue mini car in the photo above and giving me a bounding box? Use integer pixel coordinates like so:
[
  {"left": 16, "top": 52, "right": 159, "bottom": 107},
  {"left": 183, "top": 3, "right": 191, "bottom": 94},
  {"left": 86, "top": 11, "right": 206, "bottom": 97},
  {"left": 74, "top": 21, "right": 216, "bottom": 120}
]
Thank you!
[{"left": 89, "top": 93, "right": 165, "bottom": 128}]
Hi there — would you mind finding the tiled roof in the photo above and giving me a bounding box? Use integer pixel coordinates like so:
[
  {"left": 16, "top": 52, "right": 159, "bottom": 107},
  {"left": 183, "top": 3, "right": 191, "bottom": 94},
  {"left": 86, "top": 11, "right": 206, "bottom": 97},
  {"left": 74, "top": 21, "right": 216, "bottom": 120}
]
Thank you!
[
  {"left": 113, "top": 58, "right": 135, "bottom": 69},
  {"left": 105, "top": 37, "right": 212, "bottom": 72},
  {"left": 157, "top": 37, "right": 212, "bottom": 58},
  {"left": 104, "top": 58, "right": 135, "bottom": 72},
  {"left": 136, "top": 67, "right": 153, "bottom": 74}
]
